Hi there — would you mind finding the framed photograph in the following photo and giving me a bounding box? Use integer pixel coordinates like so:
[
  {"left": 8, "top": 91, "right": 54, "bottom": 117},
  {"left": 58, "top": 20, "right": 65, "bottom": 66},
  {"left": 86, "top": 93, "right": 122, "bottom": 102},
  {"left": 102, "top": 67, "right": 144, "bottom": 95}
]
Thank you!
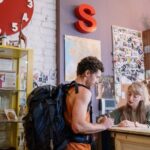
[{"left": 4, "top": 109, "right": 18, "bottom": 121}]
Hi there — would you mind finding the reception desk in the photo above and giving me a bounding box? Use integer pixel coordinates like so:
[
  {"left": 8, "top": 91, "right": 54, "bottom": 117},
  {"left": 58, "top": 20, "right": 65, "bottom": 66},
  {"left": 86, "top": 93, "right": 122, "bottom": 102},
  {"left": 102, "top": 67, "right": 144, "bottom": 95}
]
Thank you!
[{"left": 98, "top": 127, "right": 150, "bottom": 150}]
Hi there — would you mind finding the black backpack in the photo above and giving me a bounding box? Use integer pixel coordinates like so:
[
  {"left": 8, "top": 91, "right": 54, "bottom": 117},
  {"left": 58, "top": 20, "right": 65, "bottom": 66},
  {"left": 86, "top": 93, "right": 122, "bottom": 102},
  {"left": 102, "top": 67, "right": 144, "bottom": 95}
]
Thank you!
[
  {"left": 23, "top": 83, "right": 72, "bottom": 150},
  {"left": 23, "top": 81, "right": 92, "bottom": 150}
]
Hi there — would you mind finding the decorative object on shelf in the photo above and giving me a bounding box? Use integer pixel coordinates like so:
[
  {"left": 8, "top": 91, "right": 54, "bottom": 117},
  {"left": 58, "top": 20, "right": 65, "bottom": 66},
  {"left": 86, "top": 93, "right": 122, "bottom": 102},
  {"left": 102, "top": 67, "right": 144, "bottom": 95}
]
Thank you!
[
  {"left": 18, "top": 19, "right": 27, "bottom": 48},
  {"left": 19, "top": 93, "right": 26, "bottom": 119},
  {"left": 0, "top": 0, "right": 34, "bottom": 36},
  {"left": 8, "top": 40, "right": 19, "bottom": 47},
  {"left": 18, "top": 31, "right": 27, "bottom": 48},
  {"left": 19, "top": 105, "right": 26, "bottom": 118},
  {"left": 4, "top": 109, "right": 18, "bottom": 121}
]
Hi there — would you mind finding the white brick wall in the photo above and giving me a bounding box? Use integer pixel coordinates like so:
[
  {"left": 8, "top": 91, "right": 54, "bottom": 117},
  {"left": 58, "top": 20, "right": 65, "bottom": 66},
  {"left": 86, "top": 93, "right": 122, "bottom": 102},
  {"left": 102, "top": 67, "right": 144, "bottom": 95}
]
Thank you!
[{"left": 9, "top": 0, "right": 57, "bottom": 86}]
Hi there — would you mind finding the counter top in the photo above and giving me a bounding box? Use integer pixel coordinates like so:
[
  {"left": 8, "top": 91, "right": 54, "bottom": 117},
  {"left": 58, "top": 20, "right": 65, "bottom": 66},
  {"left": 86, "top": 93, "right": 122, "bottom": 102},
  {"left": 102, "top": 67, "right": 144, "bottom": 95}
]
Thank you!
[{"left": 109, "top": 126, "right": 150, "bottom": 136}]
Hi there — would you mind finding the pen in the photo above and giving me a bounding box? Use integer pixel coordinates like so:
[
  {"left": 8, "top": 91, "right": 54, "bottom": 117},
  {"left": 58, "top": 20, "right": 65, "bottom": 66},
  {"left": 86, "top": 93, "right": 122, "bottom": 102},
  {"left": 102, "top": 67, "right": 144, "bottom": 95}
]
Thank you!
[
  {"left": 132, "top": 112, "right": 137, "bottom": 127},
  {"left": 134, "top": 121, "right": 137, "bottom": 127},
  {"left": 147, "top": 120, "right": 150, "bottom": 128}
]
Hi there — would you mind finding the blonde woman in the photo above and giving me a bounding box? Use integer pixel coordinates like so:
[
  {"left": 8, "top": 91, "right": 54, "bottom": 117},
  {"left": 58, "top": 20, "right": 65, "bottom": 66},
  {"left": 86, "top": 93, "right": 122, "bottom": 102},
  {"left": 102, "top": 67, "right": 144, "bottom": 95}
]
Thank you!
[{"left": 110, "top": 81, "right": 150, "bottom": 128}]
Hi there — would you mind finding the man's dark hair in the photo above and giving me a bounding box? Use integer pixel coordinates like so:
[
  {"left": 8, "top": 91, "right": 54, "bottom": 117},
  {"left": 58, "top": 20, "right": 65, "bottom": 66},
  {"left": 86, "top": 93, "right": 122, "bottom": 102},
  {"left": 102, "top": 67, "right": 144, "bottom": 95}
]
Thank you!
[{"left": 77, "top": 56, "right": 104, "bottom": 75}]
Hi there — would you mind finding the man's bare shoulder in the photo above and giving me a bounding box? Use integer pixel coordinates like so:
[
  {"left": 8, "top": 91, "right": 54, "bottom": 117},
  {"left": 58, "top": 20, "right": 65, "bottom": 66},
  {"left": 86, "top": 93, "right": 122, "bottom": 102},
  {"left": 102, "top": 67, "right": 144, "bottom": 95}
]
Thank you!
[
  {"left": 78, "top": 85, "right": 91, "bottom": 93},
  {"left": 76, "top": 86, "right": 92, "bottom": 100}
]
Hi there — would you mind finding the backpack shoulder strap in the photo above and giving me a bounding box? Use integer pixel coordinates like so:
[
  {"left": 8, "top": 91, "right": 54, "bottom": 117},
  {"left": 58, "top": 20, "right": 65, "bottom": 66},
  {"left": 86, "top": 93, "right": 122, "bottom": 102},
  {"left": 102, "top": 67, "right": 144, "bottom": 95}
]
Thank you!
[
  {"left": 69, "top": 81, "right": 92, "bottom": 122},
  {"left": 70, "top": 80, "right": 90, "bottom": 93}
]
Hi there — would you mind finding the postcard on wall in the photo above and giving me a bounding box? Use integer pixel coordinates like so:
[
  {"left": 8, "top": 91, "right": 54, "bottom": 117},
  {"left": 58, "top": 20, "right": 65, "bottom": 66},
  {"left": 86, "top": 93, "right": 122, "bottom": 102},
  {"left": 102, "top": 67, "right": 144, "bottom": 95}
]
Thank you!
[
  {"left": 4, "top": 109, "right": 18, "bottom": 121},
  {"left": 65, "top": 35, "right": 101, "bottom": 81}
]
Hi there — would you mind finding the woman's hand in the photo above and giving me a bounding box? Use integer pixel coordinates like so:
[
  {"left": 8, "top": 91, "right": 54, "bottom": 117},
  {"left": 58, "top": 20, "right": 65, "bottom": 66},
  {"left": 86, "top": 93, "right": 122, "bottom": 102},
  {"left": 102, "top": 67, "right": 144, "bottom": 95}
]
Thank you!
[
  {"left": 118, "top": 120, "right": 148, "bottom": 128},
  {"left": 118, "top": 120, "right": 135, "bottom": 127}
]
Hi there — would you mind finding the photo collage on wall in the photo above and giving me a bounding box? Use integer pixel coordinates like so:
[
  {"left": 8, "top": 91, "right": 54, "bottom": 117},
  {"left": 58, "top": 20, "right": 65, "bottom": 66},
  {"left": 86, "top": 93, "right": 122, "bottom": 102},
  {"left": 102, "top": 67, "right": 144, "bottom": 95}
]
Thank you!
[{"left": 112, "top": 26, "right": 145, "bottom": 103}]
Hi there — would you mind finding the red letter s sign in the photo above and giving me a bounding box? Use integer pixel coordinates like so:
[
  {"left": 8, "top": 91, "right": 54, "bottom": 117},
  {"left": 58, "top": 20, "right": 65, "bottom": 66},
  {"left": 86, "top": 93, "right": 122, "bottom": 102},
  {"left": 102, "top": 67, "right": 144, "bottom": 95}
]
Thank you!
[{"left": 74, "top": 4, "right": 97, "bottom": 33}]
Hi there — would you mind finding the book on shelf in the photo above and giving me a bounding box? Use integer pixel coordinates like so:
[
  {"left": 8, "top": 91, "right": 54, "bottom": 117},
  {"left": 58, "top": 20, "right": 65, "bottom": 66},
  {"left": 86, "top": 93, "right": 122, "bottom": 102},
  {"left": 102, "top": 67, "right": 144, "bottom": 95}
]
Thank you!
[{"left": 4, "top": 109, "right": 18, "bottom": 121}]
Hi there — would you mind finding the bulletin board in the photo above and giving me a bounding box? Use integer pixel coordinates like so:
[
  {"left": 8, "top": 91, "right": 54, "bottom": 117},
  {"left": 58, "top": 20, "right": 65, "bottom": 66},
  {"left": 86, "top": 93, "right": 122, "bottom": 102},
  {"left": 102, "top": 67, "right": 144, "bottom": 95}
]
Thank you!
[{"left": 112, "top": 25, "right": 145, "bottom": 102}]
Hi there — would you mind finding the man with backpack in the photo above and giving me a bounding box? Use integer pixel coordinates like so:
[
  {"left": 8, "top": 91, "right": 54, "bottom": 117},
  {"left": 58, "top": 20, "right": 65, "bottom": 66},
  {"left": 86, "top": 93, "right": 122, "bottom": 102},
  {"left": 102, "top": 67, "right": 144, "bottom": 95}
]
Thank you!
[
  {"left": 23, "top": 56, "right": 113, "bottom": 150},
  {"left": 64, "top": 56, "right": 114, "bottom": 150}
]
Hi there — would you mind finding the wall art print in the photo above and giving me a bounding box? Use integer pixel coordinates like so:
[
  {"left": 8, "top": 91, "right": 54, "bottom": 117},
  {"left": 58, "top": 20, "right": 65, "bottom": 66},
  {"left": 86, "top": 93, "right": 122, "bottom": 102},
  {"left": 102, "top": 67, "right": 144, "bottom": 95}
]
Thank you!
[
  {"left": 112, "top": 25, "right": 145, "bottom": 102},
  {"left": 95, "top": 75, "right": 115, "bottom": 99},
  {"left": 33, "top": 69, "right": 56, "bottom": 88},
  {"left": 65, "top": 35, "right": 101, "bottom": 81}
]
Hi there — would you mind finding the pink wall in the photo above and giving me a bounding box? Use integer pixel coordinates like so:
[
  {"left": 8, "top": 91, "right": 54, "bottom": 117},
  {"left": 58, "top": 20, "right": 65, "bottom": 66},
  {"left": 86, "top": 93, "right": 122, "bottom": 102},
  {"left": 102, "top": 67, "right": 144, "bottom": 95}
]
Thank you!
[{"left": 57, "top": 0, "right": 150, "bottom": 82}]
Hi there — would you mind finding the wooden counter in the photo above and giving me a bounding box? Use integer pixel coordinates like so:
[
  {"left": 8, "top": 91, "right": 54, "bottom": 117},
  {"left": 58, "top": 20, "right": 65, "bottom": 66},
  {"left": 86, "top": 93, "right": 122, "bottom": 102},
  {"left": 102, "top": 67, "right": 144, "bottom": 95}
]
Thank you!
[
  {"left": 109, "top": 127, "right": 150, "bottom": 150},
  {"left": 98, "top": 127, "right": 150, "bottom": 150},
  {"left": 109, "top": 126, "right": 150, "bottom": 136}
]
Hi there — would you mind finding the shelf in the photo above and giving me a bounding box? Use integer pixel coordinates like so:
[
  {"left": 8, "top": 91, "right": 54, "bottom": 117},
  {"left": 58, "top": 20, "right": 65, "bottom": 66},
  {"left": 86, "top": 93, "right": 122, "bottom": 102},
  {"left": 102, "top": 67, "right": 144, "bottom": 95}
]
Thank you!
[
  {"left": 0, "top": 70, "right": 16, "bottom": 73},
  {"left": 0, "top": 89, "right": 26, "bottom": 94},
  {"left": 0, "top": 120, "right": 23, "bottom": 123},
  {"left": 0, "top": 45, "right": 31, "bottom": 59},
  {"left": 0, "top": 147, "right": 15, "bottom": 150}
]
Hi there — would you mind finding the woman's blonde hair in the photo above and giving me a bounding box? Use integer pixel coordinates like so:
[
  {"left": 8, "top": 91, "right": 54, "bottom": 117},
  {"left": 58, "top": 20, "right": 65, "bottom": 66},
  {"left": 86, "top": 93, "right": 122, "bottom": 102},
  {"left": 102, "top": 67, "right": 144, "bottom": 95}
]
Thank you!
[{"left": 127, "top": 81, "right": 150, "bottom": 105}]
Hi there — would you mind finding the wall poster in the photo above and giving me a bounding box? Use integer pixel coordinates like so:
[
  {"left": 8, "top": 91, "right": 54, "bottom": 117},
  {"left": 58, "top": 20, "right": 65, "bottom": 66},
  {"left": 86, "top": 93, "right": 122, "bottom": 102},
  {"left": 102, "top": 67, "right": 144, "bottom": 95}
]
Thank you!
[
  {"left": 95, "top": 75, "right": 115, "bottom": 99},
  {"left": 112, "top": 25, "right": 145, "bottom": 103},
  {"left": 65, "top": 35, "right": 101, "bottom": 81}
]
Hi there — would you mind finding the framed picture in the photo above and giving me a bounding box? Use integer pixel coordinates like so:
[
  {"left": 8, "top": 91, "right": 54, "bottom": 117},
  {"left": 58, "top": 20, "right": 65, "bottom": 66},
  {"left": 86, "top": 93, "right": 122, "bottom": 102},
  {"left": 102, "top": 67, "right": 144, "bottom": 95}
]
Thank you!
[
  {"left": 4, "top": 109, "right": 18, "bottom": 121},
  {"left": 95, "top": 75, "right": 115, "bottom": 99}
]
